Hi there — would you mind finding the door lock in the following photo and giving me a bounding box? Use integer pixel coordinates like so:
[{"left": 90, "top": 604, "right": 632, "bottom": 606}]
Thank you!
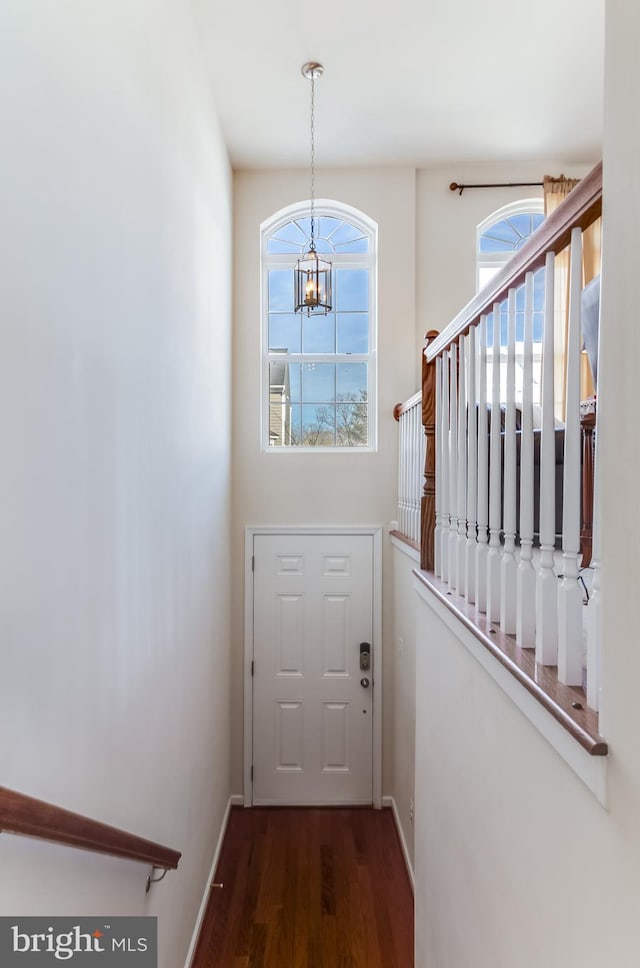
[{"left": 359, "top": 642, "right": 371, "bottom": 671}]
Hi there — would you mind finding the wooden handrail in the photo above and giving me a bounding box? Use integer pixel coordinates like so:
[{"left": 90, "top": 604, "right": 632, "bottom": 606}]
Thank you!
[
  {"left": 426, "top": 160, "right": 602, "bottom": 362},
  {"left": 393, "top": 390, "right": 421, "bottom": 421},
  {"left": 0, "top": 786, "right": 181, "bottom": 870}
]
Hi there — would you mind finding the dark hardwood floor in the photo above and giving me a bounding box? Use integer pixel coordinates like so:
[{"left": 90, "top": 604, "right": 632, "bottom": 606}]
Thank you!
[{"left": 191, "top": 806, "right": 414, "bottom": 968}]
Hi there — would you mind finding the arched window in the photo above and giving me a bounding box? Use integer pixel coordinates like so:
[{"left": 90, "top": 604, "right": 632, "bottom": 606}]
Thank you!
[
  {"left": 477, "top": 199, "right": 545, "bottom": 291},
  {"left": 262, "top": 201, "right": 377, "bottom": 450},
  {"left": 477, "top": 200, "right": 546, "bottom": 410}
]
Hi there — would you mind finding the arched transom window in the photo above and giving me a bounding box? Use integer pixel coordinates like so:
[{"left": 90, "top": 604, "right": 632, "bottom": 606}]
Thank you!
[
  {"left": 477, "top": 199, "right": 545, "bottom": 291},
  {"left": 477, "top": 200, "right": 546, "bottom": 408},
  {"left": 262, "top": 202, "right": 377, "bottom": 450}
]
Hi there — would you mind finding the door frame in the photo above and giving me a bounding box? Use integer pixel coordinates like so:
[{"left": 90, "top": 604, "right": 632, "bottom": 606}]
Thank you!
[{"left": 244, "top": 525, "right": 383, "bottom": 808}]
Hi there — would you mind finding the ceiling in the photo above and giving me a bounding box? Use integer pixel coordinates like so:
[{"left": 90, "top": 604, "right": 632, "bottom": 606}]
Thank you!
[{"left": 192, "top": 0, "right": 605, "bottom": 171}]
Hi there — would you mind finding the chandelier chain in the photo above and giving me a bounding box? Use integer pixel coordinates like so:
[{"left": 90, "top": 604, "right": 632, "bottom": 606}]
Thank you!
[{"left": 310, "top": 72, "right": 315, "bottom": 247}]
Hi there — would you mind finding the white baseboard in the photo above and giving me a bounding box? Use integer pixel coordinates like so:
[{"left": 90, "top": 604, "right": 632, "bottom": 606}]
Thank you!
[
  {"left": 184, "top": 794, "right": 239, "bottom": 968},
  {"left": 382, "top": 795, "right": 415, "bottom": 892}
]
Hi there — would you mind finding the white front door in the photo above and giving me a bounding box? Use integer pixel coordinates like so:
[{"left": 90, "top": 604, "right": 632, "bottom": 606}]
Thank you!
[{"left": 252, "top": 532, "right": 374, "bottom": 805}]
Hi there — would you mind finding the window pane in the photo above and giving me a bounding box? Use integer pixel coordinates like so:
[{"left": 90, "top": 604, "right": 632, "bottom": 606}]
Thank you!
[
  {"left": 508, "top": 214, "right": 535, "bottom": 238},
  {"left": 319, "top": 217, "right": 343, "bottom": 239},
  {"left": 337, "top": 362, "right": 367, "bottom": 399},
  {"left": 483, "top": 219, "right": 518, "bottom": 245},
  {"left": 294, "top": 217, "right": 312, "bottom": 239},
  {"left": 301, "top": 403, "right": 335, "bottom": 446},
  {"left": 269, "top": 361, "right": 300, "bottom": 402},
  {"left": 337, "top": 313, "right": 368, "bottom": 354},
  {"left": 302, "top": 363, "right": 335, "bottom": 403},
  {"left": 268, "top": 239, "right": 300, "bottom": 254},
  {"left": 479, "top": 236, "right": 512, "bottom": 254},
  {"left": 274, "top": 221, "right": 308, "bottom": 246},
  {"left": 336, "top": 403, "right": 368, "bottom": 447},
  {"left": 330, "top": 221, "right": 364, "bottom": 246},
  {"left": 303, "top": 313, "right": 335, "bottom": 353},
  {"left": 288, "top": 364, "right": 301, "bottom": 401},
  {"left": 269, "top": 314, "right": 301, "bottom": 353},
  {"left": 269, "top": 270, "right": 294, "bottom": 312},
  {"left": 335, "top": 238, "right": 369, "bottom": 253},
  {"left": 336, "top": 269, "right": 369, "bottom": 311},
  {"left": 533, "top": 311, "right": 544, "bottom": 342}
]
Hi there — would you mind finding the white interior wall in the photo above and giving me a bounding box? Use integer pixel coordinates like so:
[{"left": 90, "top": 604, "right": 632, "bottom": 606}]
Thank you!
[
  {"left": 390, "top": 542, "right": 420, "bottom": 874},
  {"left": 413, "top": 2, "right": 639, "bottom": 963},
  {"left": 231, "top": 168, "right": 417, "bottom": 799},
  {"left": 0, "top": 3, "right": 232, "bottom": 966}
]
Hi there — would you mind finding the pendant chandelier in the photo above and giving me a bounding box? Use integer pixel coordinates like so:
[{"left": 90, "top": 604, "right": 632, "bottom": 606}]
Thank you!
[{"left": 295, "top": 62, "right": 332, "bottom": 316}]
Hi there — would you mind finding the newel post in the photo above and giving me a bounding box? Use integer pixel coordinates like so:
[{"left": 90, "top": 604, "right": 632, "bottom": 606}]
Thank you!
[{"left": 421, "top": 330, "right": 439, "bottom": 570}]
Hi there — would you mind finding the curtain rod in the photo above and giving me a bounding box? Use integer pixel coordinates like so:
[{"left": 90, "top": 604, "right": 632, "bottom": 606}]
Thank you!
[{"left": 449, "top": 180, "right": 543, "bottom": 196}]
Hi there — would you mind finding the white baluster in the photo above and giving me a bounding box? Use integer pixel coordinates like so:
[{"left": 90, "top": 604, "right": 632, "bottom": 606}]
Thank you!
[
  {"left": 448, "top": 343, "right": 458, "bottom": 591},
  {"left": 405, "top": 410, "right": 411, "bottom": 536},
  {"left": 475, "top": 314, "right": 489, "bottom": 612},
  {"left": 441, "top": 351, "right": 450, "bottom": 582},
  {"left": 517, "top": 272, "right": 536, "bottom": 648},
  {"left": 402, "top": 410, "right": 408, "bottom": 536},
  {"left": 415, "top": 404, "right": 420, "bottom": 543},
  {"left": 410, "top": 407, "right": 415, "bottom": 538},
  {"left": 411, "top": 408, "right": 416, "bottom": 538},
  {"left": 536, "top": 252, "right": 558, "bottom": 665},
  {"left": 413, "top": 404, "right": 418, "bottom": 540},
  {"left": 500, "top": 289, "right": 518, "bottom": 633},
  {"left": 399, "top": 413, "right": 406, "bottom": 536},
  {"left": 586, "top": 402, "right": 602, "bottom": 713},
  {"left": 466, "top": 327, "right": 477, "bottom": 603},
  {"left": 557, "top": 228, "right": 584, "bottom": 685},
  {"left": 457, "top": 337, "right": 467, "bottom": 595},
  {"left": 487, "top": 303, "right": 502, "bottom": 623},
  {"left": 435, "top": 357, "right": 442, "bottom": 575}
]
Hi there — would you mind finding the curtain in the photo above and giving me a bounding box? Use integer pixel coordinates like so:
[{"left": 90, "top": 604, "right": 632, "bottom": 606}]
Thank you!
[{"left": 544, "top": 175, "right": 602, "bottom": 419}]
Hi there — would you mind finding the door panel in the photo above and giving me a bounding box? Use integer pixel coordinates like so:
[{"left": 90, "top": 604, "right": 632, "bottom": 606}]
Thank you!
[{"left": 252, "top": 532, "right": 373, "bottom": 805}]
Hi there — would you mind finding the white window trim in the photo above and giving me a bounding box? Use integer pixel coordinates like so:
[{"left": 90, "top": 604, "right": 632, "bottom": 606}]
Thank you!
[{"left": 261, "top": 200, "right": 378, "bottom": 453}]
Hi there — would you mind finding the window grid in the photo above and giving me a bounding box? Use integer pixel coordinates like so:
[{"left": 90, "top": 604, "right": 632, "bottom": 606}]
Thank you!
[{"left": 263, "top": 205, "right": 376, "bottom": 452}]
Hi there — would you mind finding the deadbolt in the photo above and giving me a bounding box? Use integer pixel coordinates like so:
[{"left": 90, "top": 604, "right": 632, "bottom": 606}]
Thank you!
[
  {"left": 359, "top": 642, "right": 371, "bottom": 671},
  {"left": 360, "top": 677, "right": 370, "bottom": 688}
]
